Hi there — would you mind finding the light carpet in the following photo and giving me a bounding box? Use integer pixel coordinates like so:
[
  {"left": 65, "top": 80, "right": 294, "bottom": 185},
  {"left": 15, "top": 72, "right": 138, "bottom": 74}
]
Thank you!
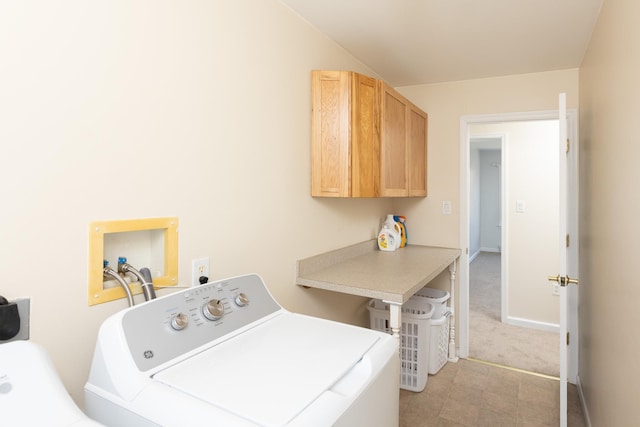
[{"left": 469, "top": 252, "right": 560, "bottom": 377}]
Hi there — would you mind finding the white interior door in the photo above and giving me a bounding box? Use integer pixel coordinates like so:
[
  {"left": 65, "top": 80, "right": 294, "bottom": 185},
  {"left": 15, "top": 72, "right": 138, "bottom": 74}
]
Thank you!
[{"left": 554, "top": 92, "right": 579, "bottom": 427}]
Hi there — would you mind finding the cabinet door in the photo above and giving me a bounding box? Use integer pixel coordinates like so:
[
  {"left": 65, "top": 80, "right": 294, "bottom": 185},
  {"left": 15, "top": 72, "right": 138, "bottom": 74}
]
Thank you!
[
  {"left": 351, "top": 73, "right": 379, "bottom": 197},
  {"left": 408, "top": 104, "right": 427, "bottom": 196},
  {"left": 311, "top": 71, "right": 351, "bottom": 197},
  {"left": 379, "top": 82, "right": 409, "bottom": 197}
]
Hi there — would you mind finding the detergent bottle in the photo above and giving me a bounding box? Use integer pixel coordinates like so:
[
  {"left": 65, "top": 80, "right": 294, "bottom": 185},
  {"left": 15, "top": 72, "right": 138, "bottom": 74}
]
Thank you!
[
  {"left": 394, "top": 215, "right": 407, "bottom": 248},
  {"left": 383, "top": 215, "right": 402, "bottom": 249},
  {"left": 377, "top": 224, "right": 399, "bottom": 251}
]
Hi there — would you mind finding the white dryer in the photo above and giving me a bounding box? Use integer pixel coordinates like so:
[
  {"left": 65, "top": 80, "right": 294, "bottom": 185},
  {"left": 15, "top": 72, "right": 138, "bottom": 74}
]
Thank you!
[
  {"left": 0, "top": 340, "right": 103, "bottom": 426},
  {"left": 85, "top": 274, "right": 399, "bottom": 427}
]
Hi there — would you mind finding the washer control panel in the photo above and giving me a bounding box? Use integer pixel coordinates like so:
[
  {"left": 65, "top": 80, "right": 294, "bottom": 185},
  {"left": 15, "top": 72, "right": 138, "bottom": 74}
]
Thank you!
[{"left": 121, "top": 274, "right": 281, "bottom": 371}]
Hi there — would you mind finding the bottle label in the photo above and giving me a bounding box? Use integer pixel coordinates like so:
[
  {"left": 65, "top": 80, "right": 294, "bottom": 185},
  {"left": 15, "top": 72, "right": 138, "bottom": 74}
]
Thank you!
[
  {"left": 378, "top": 232, "right": 396, "bottom": 250},
  {"left": 379, "top": 233, "right": 389, "bottom": 249}
]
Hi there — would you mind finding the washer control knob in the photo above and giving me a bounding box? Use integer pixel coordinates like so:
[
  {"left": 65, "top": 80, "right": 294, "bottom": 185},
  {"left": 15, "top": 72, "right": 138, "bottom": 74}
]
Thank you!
[
  {"left": 203, "top": 299, "right": 225, "bottom": 321},
  {"left": 170, "top": 313, "right": 189, "bottom": 331},
  {"left": 234, "top": 293, "right": 249, "bottom": 307}
]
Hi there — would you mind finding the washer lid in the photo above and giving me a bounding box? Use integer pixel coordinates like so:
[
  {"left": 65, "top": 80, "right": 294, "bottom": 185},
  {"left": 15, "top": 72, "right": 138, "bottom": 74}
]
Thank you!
[{"left": 154, "top": 313, "right": 380, "bottom": 427}]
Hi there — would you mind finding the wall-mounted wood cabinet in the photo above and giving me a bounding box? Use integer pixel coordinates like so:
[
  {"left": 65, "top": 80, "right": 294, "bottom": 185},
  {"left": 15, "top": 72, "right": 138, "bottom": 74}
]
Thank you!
[{"left": 311, "top": 70, "right": 427, "bottom": 198}]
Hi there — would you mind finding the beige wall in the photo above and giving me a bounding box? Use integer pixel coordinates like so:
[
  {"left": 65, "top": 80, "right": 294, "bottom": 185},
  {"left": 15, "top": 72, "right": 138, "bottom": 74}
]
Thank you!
[
  {"left": 0, "top": 0, "right": 393, "bottom": 405},
  {"left": 579, "top": 0, "right": 640, "bottom": 424}
]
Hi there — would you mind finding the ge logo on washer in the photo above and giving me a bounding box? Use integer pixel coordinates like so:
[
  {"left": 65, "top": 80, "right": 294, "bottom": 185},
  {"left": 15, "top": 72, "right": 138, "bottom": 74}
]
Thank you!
[{"left": 143, "top": 350, "right": 154, "bottom": 359}]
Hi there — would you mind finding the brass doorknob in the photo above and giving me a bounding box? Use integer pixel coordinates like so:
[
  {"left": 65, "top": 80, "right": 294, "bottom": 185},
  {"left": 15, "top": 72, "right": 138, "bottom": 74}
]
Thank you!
[
  {"left": 547, "top": 274, "right": 579, "bottom": 286},
  {"left": 566, "top": 276, "right": 579, "bottom": 285}
]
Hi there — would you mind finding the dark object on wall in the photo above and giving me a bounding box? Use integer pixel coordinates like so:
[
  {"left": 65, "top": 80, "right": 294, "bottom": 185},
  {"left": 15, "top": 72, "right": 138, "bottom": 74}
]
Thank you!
[{"left": 0, "top": 296, "right": 20, "bottom": 341}]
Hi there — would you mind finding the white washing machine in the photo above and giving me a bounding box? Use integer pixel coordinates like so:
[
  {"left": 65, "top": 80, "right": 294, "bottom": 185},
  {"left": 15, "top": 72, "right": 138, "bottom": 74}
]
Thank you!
[
  {"left": 85, "top": 274, "right": 399, "bottom": 427},
  {"left": 0, "top": 340, "right": 103, "bottom": 426}
]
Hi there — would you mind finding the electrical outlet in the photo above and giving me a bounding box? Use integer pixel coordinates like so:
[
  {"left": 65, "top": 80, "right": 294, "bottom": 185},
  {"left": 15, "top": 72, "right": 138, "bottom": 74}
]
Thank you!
[
  {"left": 192, "top": 257, "right": 210, "bottom": 286},
  {"left": 552, "top": 283, "right": 560, "bottom": 296}
]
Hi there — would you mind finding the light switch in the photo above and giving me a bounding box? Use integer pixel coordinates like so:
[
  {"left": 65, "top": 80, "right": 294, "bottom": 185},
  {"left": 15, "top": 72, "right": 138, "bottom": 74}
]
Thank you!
[
  {"left": 442, "top": 201, "right": 452, "bottom": 215},
  {"left": 516, "top": 200, "right": 526, "bottom": 213}
]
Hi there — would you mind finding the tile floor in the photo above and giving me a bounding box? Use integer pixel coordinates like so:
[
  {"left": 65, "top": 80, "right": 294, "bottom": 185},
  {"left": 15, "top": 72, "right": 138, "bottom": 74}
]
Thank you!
[{"left": 399, "top": 358, "right": 586, "bottom": 426}]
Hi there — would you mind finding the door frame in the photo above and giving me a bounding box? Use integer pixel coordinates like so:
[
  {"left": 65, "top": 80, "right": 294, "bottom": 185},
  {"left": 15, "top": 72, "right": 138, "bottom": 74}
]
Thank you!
[{"left": 458, "top": 109, "right": 579, "bottom": 382}]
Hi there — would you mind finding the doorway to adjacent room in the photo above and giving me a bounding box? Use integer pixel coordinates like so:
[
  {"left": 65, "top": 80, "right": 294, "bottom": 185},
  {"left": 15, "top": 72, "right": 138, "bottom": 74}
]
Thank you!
[{"left": 458, "top": 110, "right": 579, "bottom": 381}]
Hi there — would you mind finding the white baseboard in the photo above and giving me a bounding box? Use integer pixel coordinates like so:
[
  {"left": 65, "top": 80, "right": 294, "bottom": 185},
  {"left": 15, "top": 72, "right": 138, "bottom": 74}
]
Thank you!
[
  {"left": 479, "top": 246, "right": 500, "bottom": 253},
  {"left": 576, "top": 375, "right": 592, "bottom": 427},
  {"left": 505, "top": 316, "right": 559, "bottom": 333},
  {"left": 470, "top": 248, "right": 499, "bottom": 262}
]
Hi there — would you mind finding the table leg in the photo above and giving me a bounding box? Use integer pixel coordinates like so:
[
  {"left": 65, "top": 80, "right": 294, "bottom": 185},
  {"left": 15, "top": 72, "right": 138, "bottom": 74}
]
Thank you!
[
  {"left": 384, "top": 301, "right": 402, "bottom": 349},
  {"left": 448, "top": 259, "right": 459, "bottom": 362}
]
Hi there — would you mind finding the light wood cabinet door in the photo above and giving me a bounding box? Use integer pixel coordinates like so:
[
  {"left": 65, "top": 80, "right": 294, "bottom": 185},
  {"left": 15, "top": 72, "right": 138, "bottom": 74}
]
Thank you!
[
  {"left": 380, "top": 81, "right": 409, "bottom": 197},
  {"left": 408, "top": 104, "right": 427, "bottom": 196},
  {"left": 351, "top": 72, "right": 379, "bottom": 197},
  {"left": 311, "top": 71, "right": 350, "bottom": 197}
]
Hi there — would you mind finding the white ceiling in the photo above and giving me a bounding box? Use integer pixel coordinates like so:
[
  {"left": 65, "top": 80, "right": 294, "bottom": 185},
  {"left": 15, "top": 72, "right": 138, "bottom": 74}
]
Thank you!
[{"left": 279, "top": 0, "right": 603, "bottom": 86}]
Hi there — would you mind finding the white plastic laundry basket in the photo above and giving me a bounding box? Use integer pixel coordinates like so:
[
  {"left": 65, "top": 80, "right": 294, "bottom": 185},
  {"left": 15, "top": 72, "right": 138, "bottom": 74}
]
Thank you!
[
  {"left": 429, "top": 309, "right": 451, "bottom": 374},
  {"left": 413, "top": 287, "right": 450, "bottom": 319},
  {"left": 367, "top": 297, "right": 434, "bottom": 392}
]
